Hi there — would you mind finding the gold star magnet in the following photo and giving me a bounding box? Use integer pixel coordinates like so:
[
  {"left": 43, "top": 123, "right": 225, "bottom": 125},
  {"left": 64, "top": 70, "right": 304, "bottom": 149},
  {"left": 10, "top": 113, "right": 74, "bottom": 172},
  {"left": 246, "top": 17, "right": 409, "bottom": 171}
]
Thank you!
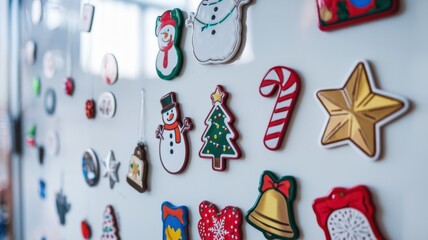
[{"left": 317, "top": 61, "right": 408, "bottom": 160}]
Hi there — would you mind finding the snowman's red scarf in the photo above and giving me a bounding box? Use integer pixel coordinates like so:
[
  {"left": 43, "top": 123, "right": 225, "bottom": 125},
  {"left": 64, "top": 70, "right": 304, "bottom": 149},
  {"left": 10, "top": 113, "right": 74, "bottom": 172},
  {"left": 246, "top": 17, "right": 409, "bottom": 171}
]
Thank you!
[
  {"left": 160, "top": 38, "right": 173, "bottom": 69},
  {"left": 164, "top": 121, "right": 181, "bottom": 143}
]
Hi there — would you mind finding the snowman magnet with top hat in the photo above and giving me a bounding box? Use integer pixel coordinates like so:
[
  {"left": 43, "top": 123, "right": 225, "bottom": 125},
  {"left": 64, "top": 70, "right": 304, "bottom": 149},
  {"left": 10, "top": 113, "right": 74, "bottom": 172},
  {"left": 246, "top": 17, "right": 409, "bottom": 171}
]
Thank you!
[{"left": 156, "top": 92, "right": 192, "bottom": 174}]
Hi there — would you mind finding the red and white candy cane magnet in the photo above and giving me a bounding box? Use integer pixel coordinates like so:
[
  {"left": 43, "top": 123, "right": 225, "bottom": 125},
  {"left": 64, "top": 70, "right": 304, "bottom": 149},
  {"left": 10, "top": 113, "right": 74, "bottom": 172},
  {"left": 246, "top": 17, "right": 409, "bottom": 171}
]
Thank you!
[{"left": 259, "top": 66, "right": 300, "bottom": 151}]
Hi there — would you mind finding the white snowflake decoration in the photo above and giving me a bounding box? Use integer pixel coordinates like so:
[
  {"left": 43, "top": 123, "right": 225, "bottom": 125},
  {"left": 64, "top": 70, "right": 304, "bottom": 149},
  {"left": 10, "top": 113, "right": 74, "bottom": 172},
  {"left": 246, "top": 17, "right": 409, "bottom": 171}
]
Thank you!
[
  {"left": 327, "top": 208, "right": 376, "bottom": 240},
  {"left": 208, "top": 216, "right": 230, "bottom": 240}
]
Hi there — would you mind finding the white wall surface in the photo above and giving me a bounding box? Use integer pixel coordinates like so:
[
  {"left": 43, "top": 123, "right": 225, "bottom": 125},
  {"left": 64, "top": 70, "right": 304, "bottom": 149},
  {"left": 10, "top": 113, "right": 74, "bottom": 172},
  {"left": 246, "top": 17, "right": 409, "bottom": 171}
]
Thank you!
[{"left": 19, "top": 0, "right": 428, "bottom": 239}]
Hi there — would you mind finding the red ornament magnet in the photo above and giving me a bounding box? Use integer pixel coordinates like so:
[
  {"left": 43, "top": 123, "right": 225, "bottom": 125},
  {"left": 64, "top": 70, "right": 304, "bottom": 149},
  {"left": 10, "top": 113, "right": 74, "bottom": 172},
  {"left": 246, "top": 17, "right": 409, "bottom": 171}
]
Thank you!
[
  {"left": 101, "top": 205, "right": 120, "bottom": 240},
  {"left": 313, "top": 185, "right": 384, "bottom": 240},
  {"left": 102, "top": 53, "right": 118, "bottom": 85},
  {"left": 80, "top": 3, "right": 95, "bottom": 32},
  {"left": 64, "top": 77, "right": 74, "bottom": 96},
  {"left": 199, "top": 85, "right": 241, "bottom": 171},
  {"left": 246, "top": 171, "right": 299, "bottom": 239},
  {"left": 156, "top": 92, "right": 192, "bottom": 174},
  {"left": 81, "top": 220, "right": 92, "bottom": 239},
  {"left": 260, "top": 66, "right": 300, "bottom": 151},
  {"left": 85, "top": 99, "right": 96, "bottom": 119},
  {"left": 98, "top": 92, "right": 116, "bottom": 118},
  {"left": 317, "top": 0, "right": 399, "bottom": 31},
  {"left": 198, "top": 201, "right": 243, "bottom": 240}
]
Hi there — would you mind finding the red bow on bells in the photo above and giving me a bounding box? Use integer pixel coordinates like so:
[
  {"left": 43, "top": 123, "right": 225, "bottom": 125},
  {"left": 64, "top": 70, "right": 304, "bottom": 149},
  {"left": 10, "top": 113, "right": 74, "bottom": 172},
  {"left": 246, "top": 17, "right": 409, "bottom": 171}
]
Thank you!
[
  {"left": 261, "top": 174, "right": 291, "bottom": 198},
  {"left": 162, "top": 205, "right": 185, "bottom": 224}
]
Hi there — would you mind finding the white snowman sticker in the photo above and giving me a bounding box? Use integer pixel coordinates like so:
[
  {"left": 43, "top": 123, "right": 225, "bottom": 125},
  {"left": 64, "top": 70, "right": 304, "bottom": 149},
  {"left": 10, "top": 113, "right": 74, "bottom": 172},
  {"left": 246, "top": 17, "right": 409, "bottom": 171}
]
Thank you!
[
  {"left": 186, "top": 0, "right": 251, "bottom": 64},
  {"left": 155, "top": 92, "right": 192, "bottom": 174}
]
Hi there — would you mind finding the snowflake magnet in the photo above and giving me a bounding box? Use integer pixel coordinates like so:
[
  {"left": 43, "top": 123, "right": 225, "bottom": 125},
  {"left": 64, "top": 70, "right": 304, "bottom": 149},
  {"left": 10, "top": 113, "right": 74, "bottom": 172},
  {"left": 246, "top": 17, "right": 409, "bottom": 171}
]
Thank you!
[
  {"left": 200, "top": 85, "right": 241, "bottom": 171},
  {"left": 317, "top": 0, "right": 399, "bottom": 31},
  {"left": 198, "top": 201, "right": 243, "bottom": 240},
  {"left": 246, "top": 171, "right": 299, "bottom": 240},
  {"left": 155, "top": 9, "right": 184, "bottom": 80},
  {"left": 101, "top": 205, "right": 120, "bottom": 240},
  {"left": 186, "top": 0, "right": 251, "bottom": 64},
  {"left": 316, "top": 61, "right": 409, "bottom": 160},
  {"left": 162, "top": 201, "right": 189, "bottom": 240},
  {"left": 313, "top": 185, "right": 384, "bottom": 240},
  {"left": 156, "top": 92, "right": 192, "bottom": 174}
]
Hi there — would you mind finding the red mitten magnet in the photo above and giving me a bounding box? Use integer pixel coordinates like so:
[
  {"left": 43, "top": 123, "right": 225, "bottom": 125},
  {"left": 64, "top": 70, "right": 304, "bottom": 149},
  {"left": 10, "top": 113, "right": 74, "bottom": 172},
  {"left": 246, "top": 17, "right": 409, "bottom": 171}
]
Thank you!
[
  {"left": 260, "top": 66, "right": 300, "bottom": 150},
  {"left": 199, "top": 85, "right": 241, "bottom": 171},
  {"left": 198, "top": 201, "right": 242, "bottom": 240},
  {"left": 313, "top": 185, "right": 384, "bottom": 240}
]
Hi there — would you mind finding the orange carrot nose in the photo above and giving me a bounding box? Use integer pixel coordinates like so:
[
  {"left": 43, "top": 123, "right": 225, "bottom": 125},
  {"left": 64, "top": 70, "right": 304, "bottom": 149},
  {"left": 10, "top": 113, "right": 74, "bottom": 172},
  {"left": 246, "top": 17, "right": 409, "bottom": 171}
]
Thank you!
[
  {"left": 163, "top": 32, "right": 169, "bottom": 38},
  {"left": 168, "top": 113, "right": 174, "bottom": 121}
]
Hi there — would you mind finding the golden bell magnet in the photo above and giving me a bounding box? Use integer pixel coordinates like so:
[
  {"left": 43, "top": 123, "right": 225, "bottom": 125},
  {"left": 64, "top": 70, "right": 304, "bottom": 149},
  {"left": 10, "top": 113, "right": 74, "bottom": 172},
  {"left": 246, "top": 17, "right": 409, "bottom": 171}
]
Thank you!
[
  {"left": 316, "top": 61, "right": 409, "bottom": 160},
  {"left": 246, "top": 171, "right": 299, "bottom": 240}
]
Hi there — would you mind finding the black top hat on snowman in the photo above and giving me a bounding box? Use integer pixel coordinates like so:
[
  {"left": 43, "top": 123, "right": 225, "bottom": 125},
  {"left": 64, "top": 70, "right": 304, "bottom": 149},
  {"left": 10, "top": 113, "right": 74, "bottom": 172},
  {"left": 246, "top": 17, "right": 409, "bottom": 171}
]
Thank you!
[{"left": 160, "top": 92, "right": 177, "bottom": 113}]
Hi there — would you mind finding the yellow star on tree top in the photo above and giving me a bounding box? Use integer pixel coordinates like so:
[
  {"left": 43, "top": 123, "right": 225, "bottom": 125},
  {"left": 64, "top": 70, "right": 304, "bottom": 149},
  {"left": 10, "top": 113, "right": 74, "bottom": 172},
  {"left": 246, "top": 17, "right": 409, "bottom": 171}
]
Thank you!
[
  {"left": 211, "top": 86, "right": 225, "bottom": 103},
  {"left": 316, "top": 61, "right": 408, "bottom": 160}
]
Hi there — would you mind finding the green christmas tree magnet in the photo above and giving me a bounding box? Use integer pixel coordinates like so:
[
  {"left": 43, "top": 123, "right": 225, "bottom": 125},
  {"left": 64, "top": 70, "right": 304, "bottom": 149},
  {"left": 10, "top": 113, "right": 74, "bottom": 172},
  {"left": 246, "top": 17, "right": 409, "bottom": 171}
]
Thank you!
[{"left": 199, "top": 85, "right": 241, "bottom": 171}]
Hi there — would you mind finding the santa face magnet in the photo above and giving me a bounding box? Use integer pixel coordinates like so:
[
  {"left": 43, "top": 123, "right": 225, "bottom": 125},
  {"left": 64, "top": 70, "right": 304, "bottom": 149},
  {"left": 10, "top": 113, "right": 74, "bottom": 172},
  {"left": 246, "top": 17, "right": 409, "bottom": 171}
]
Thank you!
[
  {"left": 80, "top": 3, "right": 95, "bottom": 32},
  {"left": 317, "top": 0, "right": 399, "bottom": 31},
  {"left": 102, "top": 53, "right": 118, "bottom": 85},
  {"left": 82, "top": 148, "right": 99, "bottom": 187},
  {"left": 98, "top": 92, "right": 116, "bottom": 118},
  {"left": 155, "top": 92, "right": 193, "bottom": 174}
]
